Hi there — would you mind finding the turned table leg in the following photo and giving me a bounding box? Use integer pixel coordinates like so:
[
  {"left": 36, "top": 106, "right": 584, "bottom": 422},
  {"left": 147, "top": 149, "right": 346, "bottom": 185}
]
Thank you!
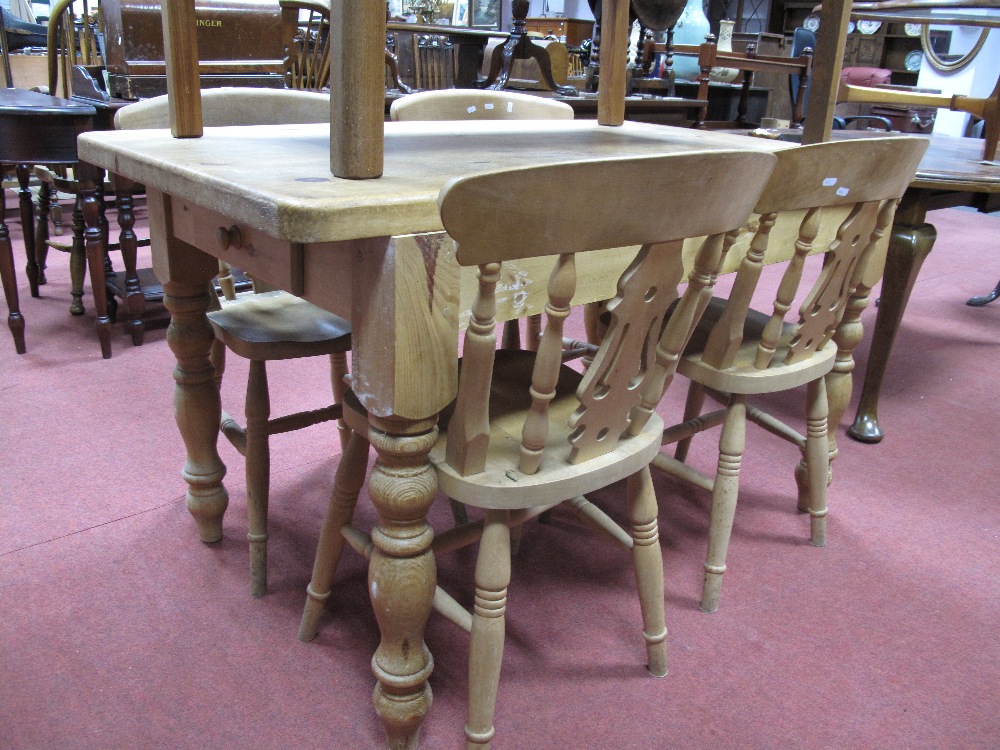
[
  {"left": 78, "top": 163, "right": 113, "bottom": 358},
  {"left": 366, "top": 415, "right": 438, "bottom": 750},
  {"left": 163, "top": 279, "right": 229, "bottom": 543},
  {"left": 147, "top": 188, "right": 230, "bottom": 543},
  {"left": 1, "top": 181, "right": 26, "bottom": 353},
  {"left": 849, "top": 191, "right": 936, "bottom": 443}
]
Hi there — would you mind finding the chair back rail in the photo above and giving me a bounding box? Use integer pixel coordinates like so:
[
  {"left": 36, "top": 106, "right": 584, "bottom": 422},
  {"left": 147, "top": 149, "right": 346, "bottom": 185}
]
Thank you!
[
  {"left": 114, "top": 87, "right": 331, "bottom": 129},
  {"left": 438, "top": 149, "right": 778, "bottom": 476},
  {"left": 390, "top": 89, "right": 574, "bottom": 121},
  {"left": 414, "top": 34, "right": 456, "bottom": 91},
  {"left": 698, "top": 136, "right": 928, "bottom": 372}
]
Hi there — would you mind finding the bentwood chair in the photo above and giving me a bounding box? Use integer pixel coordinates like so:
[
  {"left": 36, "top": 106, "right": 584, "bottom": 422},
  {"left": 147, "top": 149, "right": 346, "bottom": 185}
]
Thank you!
[
  {"left": 116, "top": 88, "right": 350, "bottom": 598},
  {"left": 300, "top": 148, "right": 778, "bottom": 748},
  {"left": 654, "top": 137, "right": 928, "bottom": 613}
]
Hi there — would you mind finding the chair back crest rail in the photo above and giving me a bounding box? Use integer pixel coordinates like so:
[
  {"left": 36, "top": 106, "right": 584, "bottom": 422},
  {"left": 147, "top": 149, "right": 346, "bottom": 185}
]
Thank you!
[
  {"left": 114, "top": 87, "right": 332, "bottom": 129},
  {"left": 698, "top": 136, "right": 928, "bottom": 374},
  {"left": 437, "top": 149, "right": 777, "bottom": 477},
  {"left": 389, "top": 89, "right": 574, "bottom": 121}
]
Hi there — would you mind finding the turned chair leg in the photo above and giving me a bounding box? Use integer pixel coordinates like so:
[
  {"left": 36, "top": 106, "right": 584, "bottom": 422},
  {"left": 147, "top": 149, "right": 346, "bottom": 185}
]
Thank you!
[
  {"left": 675, "top": 381, "right": 706, "bottom": 463},
  {"left": 299, "top": 430, "right": 371, "bottom": 642},
  {"left": 465, "top": 508, "right": 511, "bottom": 750},
  {"left": 245, "top": 359, "right": 272, "bottom": 598},
  {"left": 34, "top": 181, "right": 51, "bottom": 288},
  {"left": 329, "top": 351, "right": 351, "bottom": 452},
  {"left": 627, "top": 466, "right": 668, "bottom": 677},
  {"left": 448, "top": 497, "right": 469, "bottom": 526},
  {"left": 702, "top": 395, "right": 746, "bottom": 614},
  {"left": 803, "top": 377, "right": 829, "bottom": 547},
  {"left": 68, "top": 196, "right": 87, "bottom": 316}
]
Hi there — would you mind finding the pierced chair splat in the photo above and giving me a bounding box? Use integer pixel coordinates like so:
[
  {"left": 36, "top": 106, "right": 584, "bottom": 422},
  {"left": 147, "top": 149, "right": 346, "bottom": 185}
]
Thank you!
[
  {"left": 299, "top": 148, "right": 778, "bottom": 749},
  {"left": 653, "top": 136, "right": 929, "bottom": 614}
]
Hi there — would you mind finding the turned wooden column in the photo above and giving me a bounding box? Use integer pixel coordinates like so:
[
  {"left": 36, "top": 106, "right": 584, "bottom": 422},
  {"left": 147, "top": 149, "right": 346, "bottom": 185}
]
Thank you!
[
  {"left": 0, "top": 180, "right": 26, "bottom": 353},
  {"left": 163, "top": 280, "right": 230, "bottom": 543},
  {"left": 367, "top": 416, "right": 438, "bottom": 750},
  {"left": 149, "top": 189, "right": 230, "bottom": 542},
  {"left": 350, "top": 234, "right": 460, "bottom": 748},
  {"left": 15, "top": 164, "right": 40, "bottom": 298}
]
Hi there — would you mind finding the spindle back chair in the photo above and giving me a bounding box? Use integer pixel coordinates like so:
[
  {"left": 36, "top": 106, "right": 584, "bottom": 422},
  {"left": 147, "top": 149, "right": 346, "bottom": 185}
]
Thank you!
[
  {"left": 654, "top": 136, "right": 929, "bottom": 613},
  {"left": 300, "top": 147, "right": 779, "bottom": 749}
]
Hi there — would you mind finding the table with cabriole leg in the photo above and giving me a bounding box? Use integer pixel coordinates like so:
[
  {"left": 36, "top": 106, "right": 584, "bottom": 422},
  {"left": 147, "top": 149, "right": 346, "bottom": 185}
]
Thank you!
[{"left": 0, "top": 88, "right": 95, "bottom": 354}]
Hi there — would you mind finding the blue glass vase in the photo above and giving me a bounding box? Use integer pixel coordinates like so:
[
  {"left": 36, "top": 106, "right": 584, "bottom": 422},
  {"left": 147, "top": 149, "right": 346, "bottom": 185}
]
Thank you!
[{"left": 671, "top": 0, "right": 711, "bottom": 82}]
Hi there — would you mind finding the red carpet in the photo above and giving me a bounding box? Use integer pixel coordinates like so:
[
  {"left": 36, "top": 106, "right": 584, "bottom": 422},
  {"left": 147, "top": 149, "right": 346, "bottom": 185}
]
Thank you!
[{"left": 1, "top": 205, "right": 998, "bottom": 749}]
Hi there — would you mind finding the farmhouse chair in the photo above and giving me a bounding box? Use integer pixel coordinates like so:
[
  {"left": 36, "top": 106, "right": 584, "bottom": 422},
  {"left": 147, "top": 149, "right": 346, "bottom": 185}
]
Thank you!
[
  {"left": 299, "top": 147, "right": 778, "bottom": 748},
  {"left": 653, "top": 137, "right": 928, "bottom": 613}
]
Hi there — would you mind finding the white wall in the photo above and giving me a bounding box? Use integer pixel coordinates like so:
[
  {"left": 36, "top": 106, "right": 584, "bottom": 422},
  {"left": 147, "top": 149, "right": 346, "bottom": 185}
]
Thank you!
[
  {"left": 914, "top": 12, "right": 1000, "bottom": 137},
  {"left": 527, "top": 0, "right": 595, "bottom": 22}
]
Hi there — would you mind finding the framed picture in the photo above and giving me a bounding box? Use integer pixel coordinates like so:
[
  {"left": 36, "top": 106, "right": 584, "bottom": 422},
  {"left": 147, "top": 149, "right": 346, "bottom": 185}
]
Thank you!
[{"left": 472, "top": 0, "right": 499, "bottom": 28}]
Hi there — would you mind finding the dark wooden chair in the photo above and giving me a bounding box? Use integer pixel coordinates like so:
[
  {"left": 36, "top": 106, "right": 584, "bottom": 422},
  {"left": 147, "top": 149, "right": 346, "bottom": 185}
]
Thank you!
[
  {"left": 653, "top": 137, "right": 928, "bottom": 613},
  {"left": 414, "top": 34, "right": 457, "bottom": 90},
  {"left": 31, "top": 0, "right": 104, "bottom": 314},
  {"left": 667, "top": 36, "right": 814, "bottom": 129}
]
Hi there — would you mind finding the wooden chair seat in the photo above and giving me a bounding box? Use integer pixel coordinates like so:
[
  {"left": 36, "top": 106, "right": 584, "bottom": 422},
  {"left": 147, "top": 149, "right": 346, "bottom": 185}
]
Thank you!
[
  {"left": 207, "top": 290, "right": 351, "bottom": 360},
  {"left": 341, "top": 351, "right": 664, "bottom": 509},
  {"left": 678, "top": 298, "right": 837, "bottom": 396}
]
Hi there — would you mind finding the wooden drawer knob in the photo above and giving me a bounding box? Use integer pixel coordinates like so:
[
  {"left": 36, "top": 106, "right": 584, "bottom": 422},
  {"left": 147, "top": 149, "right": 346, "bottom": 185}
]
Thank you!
[{"left": 216, "top": 225, "right": 242, "bottom": 251}]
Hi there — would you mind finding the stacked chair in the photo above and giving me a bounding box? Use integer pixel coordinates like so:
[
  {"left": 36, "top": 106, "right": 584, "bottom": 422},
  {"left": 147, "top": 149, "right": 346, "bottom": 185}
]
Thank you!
[
  {"left": 298, "top": 147, "right": 778, "bottom": 748},
  {"left": 653, "top": 137, "right": 928, "bottom": 613}
]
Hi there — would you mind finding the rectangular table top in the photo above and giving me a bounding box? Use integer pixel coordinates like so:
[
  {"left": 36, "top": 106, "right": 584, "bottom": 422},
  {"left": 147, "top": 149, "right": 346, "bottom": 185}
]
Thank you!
[
  {"left": 0, "top": 87, "right": 97, "bottom": 116},
  {"left": 78, "top": 120, "right": 791, "bottom": 244}
]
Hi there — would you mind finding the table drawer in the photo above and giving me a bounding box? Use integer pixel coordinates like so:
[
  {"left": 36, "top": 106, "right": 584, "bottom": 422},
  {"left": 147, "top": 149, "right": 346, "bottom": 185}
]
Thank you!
[{"left": 169, "top": 199, "right": 304, "bottom": 296}]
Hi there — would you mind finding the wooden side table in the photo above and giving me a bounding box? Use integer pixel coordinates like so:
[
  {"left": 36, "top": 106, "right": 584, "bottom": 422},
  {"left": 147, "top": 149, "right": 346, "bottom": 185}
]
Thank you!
[{"left": 0, "top": 88, "right": 96, "bottom": 355}]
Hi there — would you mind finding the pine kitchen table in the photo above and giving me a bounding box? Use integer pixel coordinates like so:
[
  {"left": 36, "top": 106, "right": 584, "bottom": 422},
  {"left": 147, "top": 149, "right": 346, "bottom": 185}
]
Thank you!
[{"left": 77, "top": 118, "right": 803, "bottom": 749}]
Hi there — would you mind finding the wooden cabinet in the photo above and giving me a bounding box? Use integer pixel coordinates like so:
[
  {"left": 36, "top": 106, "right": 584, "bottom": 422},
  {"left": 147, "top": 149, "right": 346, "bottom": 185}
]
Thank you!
[
  {"left": 524, "top": 17, "right": 594, "bottom": 46},
  {"left": 767, "top": 2, "right": 922, "bottom": 85},
  {"left": 880, "top": 24, "right": 922, "bottom": 86}
]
